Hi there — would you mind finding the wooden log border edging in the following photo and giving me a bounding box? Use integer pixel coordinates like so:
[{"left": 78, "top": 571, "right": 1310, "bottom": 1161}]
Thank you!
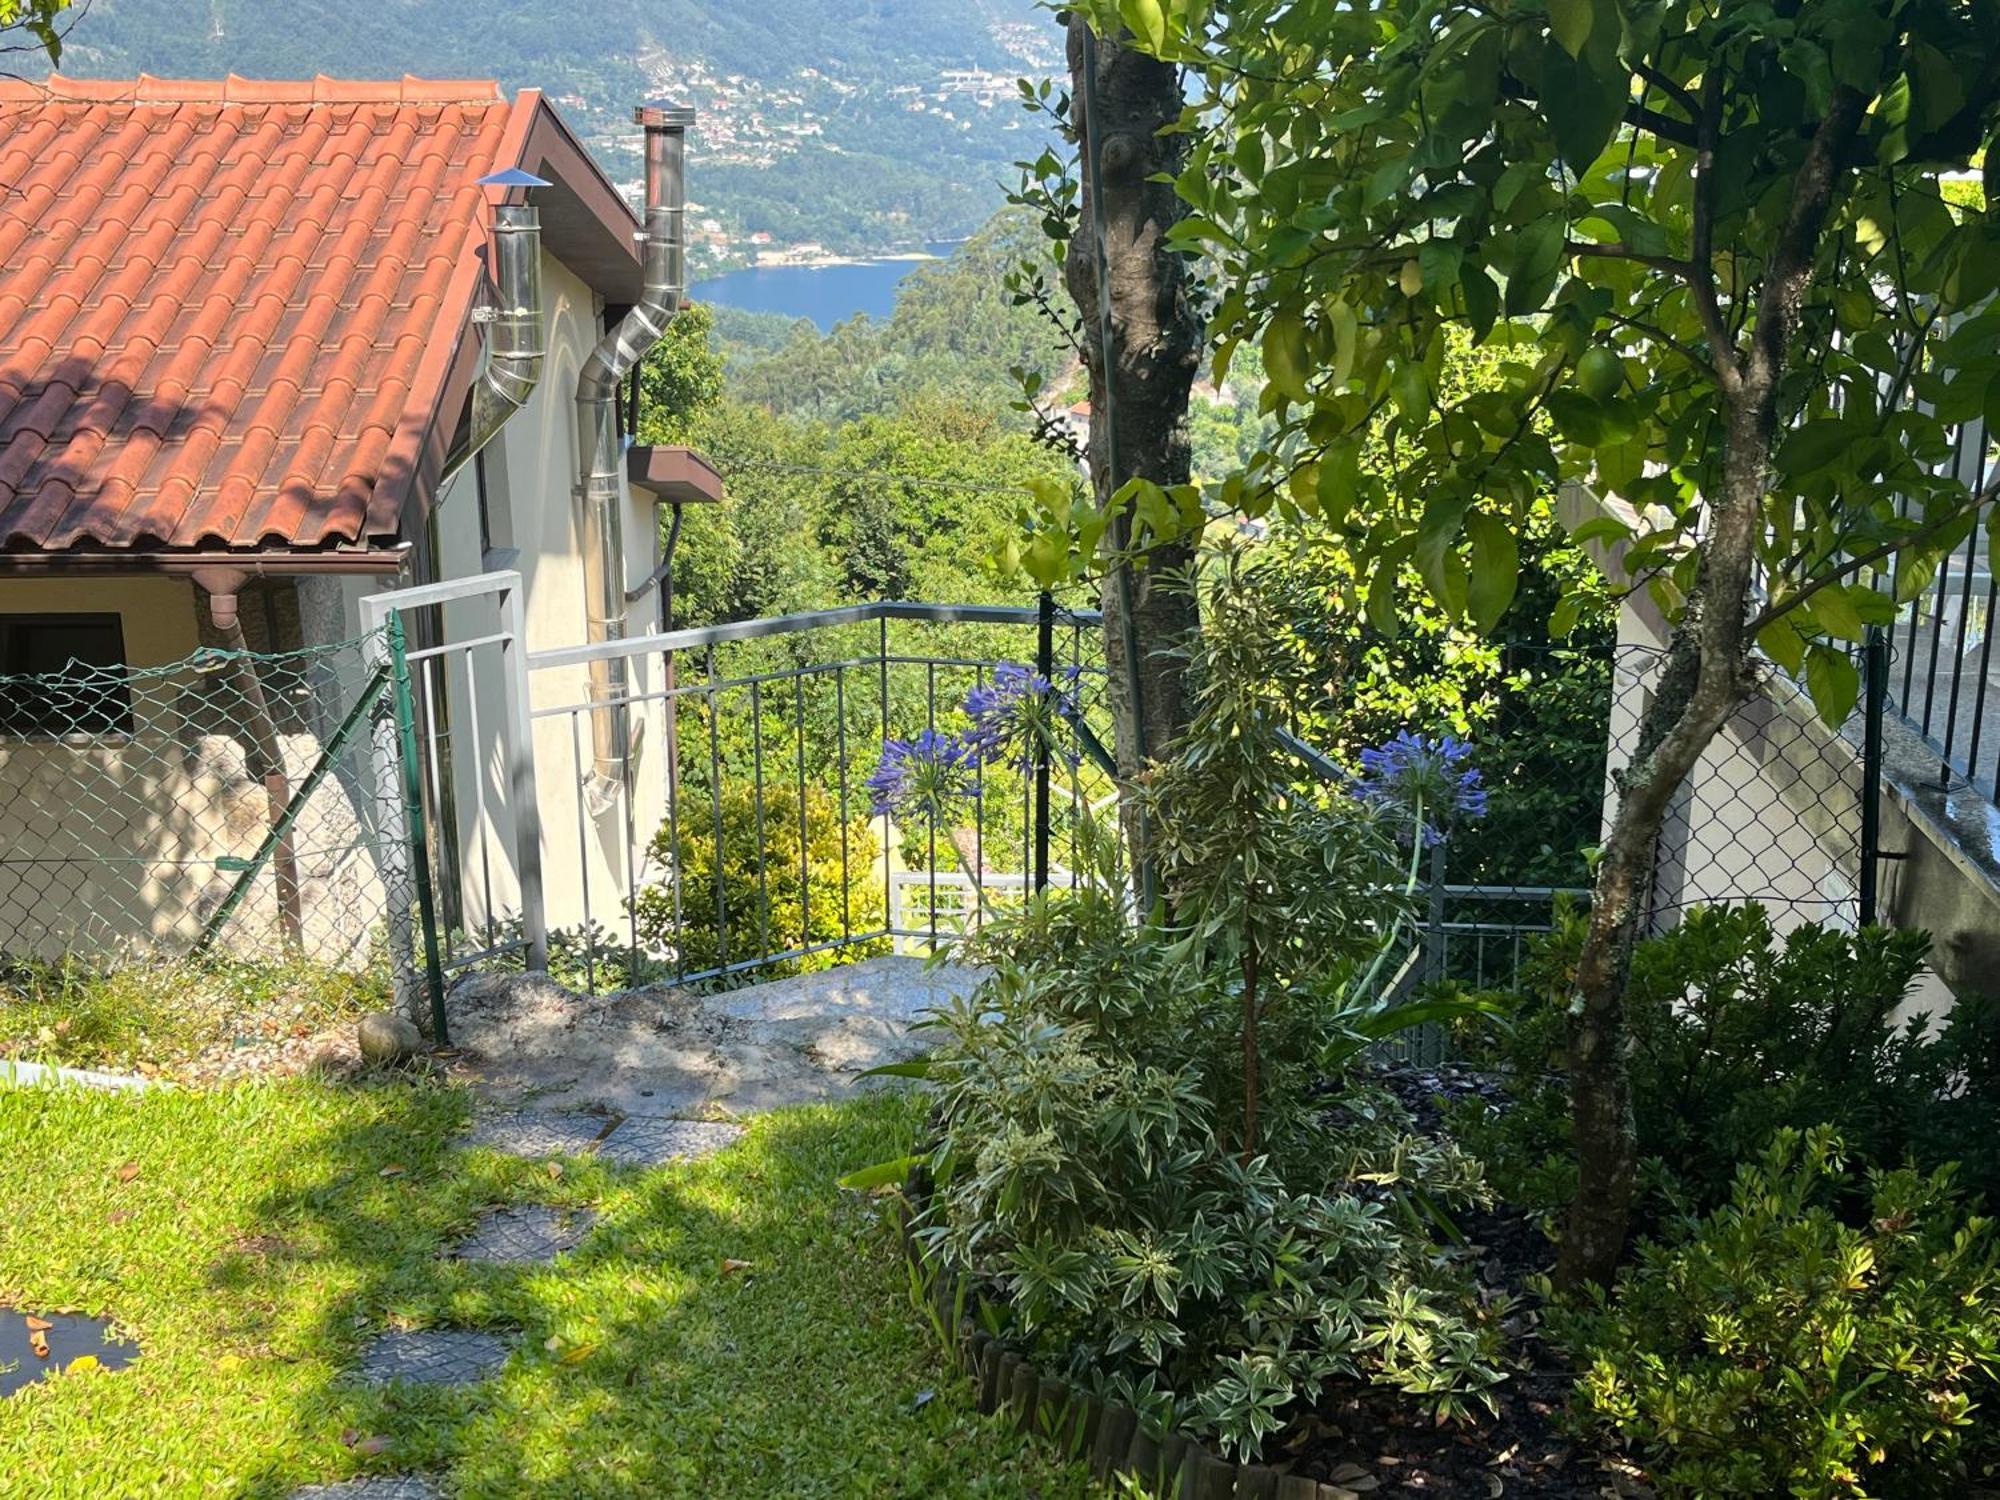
[{"left": 899, "top": 1164, "right": 1353, "bottom": 1500}]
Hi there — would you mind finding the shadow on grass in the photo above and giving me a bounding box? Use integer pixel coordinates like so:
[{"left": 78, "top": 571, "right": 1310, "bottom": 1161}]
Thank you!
[{"left": 217, "top": 1086, "right": 1066, "bottom": 1500}]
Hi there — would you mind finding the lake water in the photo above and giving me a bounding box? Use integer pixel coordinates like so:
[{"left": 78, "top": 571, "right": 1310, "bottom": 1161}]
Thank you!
[{"left": 690, "top": 244, "right": 955, "bottom": 330}]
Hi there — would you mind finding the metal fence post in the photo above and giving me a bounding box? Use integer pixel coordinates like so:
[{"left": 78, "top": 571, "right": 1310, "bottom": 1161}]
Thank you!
[
  {"left": 1421, "top": 840, "right": 1449, "bottom": 987},
  {"left": 1860, "top": 624, "right": 1889, "bottom": 928},
  {"left": 1034, "top": 589, "right": 1054, "bottom": 892},
  {"left": 362, "top": 623, "right": 420, "bottom": 1021},
  {"left": 497, "top": 579, "right": 547, "bottom": 971},
  {"left": 387, "top": 612, "right": 449, "bottom": 1043}
]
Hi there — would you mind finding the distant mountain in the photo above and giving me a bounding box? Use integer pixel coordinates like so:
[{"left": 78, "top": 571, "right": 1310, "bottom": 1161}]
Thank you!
[{"left": 41, "top": 0, "right": 1063, "bottom": 260}]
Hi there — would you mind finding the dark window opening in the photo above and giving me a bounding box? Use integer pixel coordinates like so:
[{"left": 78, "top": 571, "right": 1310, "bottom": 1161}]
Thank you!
[{"left": 0, "top": 613, "right": 134, "bottom": 736}]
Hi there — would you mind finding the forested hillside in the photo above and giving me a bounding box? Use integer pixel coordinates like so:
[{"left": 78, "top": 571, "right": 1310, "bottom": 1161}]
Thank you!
[
  {"left": 638, "top": 294, "right": 1077, "bottom": 630},
  {"left": 720, "top": 212, "right": 1080, "bottom": 425},
  {"left": 41, "top": 0, "right": 1055, "bottom": 260}
]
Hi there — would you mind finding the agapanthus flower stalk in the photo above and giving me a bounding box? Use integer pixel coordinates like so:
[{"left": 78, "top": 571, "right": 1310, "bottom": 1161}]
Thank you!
[
  {"left": 960, "top": 662, "right": 1083, "bottom": 773},
  {"left": 1351, "top": 731, "right": 1488, "bottom": 847},
  {"left": 864, "top": 727, "right": 991, "bottom": 924}
]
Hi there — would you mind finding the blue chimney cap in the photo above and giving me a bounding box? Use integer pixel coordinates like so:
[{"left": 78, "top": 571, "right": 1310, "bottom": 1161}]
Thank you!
[{"left": 477, "top": 168, "right": 553, "bottom": 189}]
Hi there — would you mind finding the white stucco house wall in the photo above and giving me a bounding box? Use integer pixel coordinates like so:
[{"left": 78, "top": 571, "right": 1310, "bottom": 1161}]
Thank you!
[
  {"left": 1564, "top": 480, "right": 2000, "bottom": 1018},
  {"left": 0, "top": 77, "right": 717, "bottom": 971}
]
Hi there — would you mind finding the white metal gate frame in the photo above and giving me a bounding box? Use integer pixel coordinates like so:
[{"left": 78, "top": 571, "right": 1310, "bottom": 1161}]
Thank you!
[{"left": 358, "top": 570, "right": 548, "bottom": 1005}]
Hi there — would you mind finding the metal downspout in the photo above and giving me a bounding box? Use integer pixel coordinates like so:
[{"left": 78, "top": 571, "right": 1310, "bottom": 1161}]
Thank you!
[{"left": 576, "top": 104, "right": 692, "bottom": 810}]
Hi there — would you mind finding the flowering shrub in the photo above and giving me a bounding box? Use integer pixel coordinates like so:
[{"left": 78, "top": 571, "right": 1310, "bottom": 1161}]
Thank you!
[
  {"left": 895, "top": 558, "right": 1509, "bottom": 1461},
  {"left": 918, "top": 830, "right": 1507, "bottom": 1460}
]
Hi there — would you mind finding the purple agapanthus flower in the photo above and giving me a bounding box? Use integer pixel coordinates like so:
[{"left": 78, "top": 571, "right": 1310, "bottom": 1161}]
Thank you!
[
  {"left": 1352, "top": 731, "right": 1488, "bottom": 846},
  {"left": 960, "top": 662, "right": 1082, "bottom": 772},
  {"left": 866, "top": 728, "right": 980, "bottom": 819}
]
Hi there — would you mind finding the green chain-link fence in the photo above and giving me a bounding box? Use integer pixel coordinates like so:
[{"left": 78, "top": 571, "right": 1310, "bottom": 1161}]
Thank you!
[{"left": 0, "top": 630, "right": 437, "bottom": 1018}]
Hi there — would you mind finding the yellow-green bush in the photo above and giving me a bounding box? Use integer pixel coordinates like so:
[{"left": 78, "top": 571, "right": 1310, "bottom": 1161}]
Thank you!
[{"left": 635, "top": 779, "right": 888, "bottom": 979}]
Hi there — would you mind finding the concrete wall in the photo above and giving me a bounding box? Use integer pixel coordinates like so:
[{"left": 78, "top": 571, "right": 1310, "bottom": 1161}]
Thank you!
[
  {"left": 1574, "top": 482, "right": 1998, "bottom": 1020},
  {"left": 1610, "top": 606, "right": 1861, "bottom": 936}
]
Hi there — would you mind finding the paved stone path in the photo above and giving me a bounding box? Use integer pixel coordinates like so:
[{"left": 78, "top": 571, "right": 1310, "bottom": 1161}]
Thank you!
[
  {"left": 445, "top": 954, "right": 978, "bottom": 1116},
  {"left": 294, "top": 1480, "right": 442, "bottom": 1499},
  {"left": 355, "top": 1330, "right": 511, "bottom": 1388},
  {"left": 594, "top": 1116, "right": 744, "bottom": 1168},
  {"left": 449, "top": 1205, "right": 597, "bottom": 1265},
  {"left": 291, "top": 958, "right": 966, "bottom": 1496}
]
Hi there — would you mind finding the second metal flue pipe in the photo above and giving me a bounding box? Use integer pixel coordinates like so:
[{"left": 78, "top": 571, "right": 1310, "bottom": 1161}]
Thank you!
[{"left": 575, "top": 103, "right": 692, "bottom": 810}]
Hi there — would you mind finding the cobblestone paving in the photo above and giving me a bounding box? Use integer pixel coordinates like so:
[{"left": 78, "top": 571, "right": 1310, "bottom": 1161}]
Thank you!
[
  {"left": 292, "top": 1480, "right": 442, "bottom": 1499},
  {"left": 462, "top": 1109, "right": 608, "bottom": 1159},
  {"left": 449, "top": 1204, "right": 596, "bottom": 1264},
  {"left": 355, "top": 1330, "right": 510, "bottom": 1387},
  {"left": 594, "top": 1117, "right": 745, "bottom": 1168}
]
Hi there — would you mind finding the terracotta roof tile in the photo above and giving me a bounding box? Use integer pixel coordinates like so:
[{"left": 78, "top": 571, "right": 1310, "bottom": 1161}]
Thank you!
[{"left": 0, "top": 73, "right": 532, "bottom": 556}]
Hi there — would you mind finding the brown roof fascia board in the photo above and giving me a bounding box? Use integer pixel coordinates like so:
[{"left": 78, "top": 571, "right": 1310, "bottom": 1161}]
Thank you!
[
  {"left": 516, "top": 90, "right": 645, "bottom": 304},
  {"left": 0, "top": 548, "right": 407, "bottom": 576},
  {"left": 626, "top": 446, "right": 724, "bottom": 505}
]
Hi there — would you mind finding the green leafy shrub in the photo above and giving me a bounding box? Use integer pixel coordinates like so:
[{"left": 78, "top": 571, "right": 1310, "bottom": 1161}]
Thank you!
[
  {"left": 920, "top": 836, "right": 1506, "bottom": 1460},
  {"left": 1555, "top": 1128, "right": 2000, "bottom": 1500},
  {"left": 1449, "top": 905, "right": 1995, "bottom": 1218},
  {"left": 635, "top": 779, "right": 887, "bottom": 979},
  {"left": 908, "top": 559, "right": 1509, "bottom": 1461}
]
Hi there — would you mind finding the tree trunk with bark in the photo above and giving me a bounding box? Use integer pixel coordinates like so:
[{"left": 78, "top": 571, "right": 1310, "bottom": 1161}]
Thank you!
[
  {"left": 1062, "top": 16, "right": 1203, "bottom": 836},
  {"left": 1556, "top": 86, "right": 1868, "bottom": 1290}
]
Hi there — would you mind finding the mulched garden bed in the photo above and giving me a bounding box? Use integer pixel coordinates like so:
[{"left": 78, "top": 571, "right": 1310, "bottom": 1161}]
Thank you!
[
  {"left": 1279, "top": 1064, "right": 1643, "bottom": 1500},
  {"left": 907, "top": 1060, "right": 1653, "bottom": 1499}
]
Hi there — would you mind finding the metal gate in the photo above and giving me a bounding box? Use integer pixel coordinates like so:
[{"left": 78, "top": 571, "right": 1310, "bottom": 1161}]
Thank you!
[{"left": 358, "top": 571, "right": 546, "bottom": 1039}]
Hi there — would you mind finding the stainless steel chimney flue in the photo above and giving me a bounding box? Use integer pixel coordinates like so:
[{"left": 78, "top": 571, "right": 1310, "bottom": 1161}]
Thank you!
[
  {"left": 575, "top": 104, "right": 692, "bottom": 810},
  {"left": 442, "top": 168, "right": 551, "bottom": 483}
]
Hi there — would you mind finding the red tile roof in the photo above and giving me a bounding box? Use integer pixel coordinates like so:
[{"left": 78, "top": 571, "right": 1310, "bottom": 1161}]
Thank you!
[{"left": 0, "top": 75, "right": 585, "bottom": 559}]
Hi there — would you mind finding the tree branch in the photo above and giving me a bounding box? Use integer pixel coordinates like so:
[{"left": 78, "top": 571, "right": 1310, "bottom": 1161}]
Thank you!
[
  {"left": 1567, "top": 240, "right": 1698, "bottom": 278},
  {"left": 1744, "top": 86, "right": 1869, "bottom": 394},
  {"left": 1688, "top": 68, "right": 1739, "bottom": 393},
  {"left": 1602, "top": 308, "right": 1721, "bottom": 383},
  {"left": 1746, "top": 479, "right": 2000, "bottom": 639},
  {"left": 1630, "top": 60, "right": 1699, "bottom": 122}
]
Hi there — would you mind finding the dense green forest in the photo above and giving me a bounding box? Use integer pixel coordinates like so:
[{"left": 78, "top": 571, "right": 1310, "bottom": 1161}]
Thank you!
[
  {"left": 42, "top": 0, "right": 1048, "bottom": 260},
  {"left": 639, "top": 286, "right": 1078, "bottom": 628}
]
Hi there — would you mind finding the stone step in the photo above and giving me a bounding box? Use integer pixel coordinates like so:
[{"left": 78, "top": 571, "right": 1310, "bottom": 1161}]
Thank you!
[
  {"left": 354, "top": 1329, "right": 510, "bottom": 1388},
  {"left": 446, "top": 954, "right": 979, "bottom": 1116},
  {"left": 461, "top": 1108, "right": 744, "bottom": 1167}
]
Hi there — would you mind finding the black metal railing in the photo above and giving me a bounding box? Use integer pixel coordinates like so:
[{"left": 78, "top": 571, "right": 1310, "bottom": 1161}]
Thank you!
[
  {"left": 510, "top": 597, "right": 1595, "bottom": 1001},
  {"left": 1880, "top": 446, "right": 1998, "bottom": 801},
  {"left": 523, "top": 599, "right": 1119, "bottom": 991}
]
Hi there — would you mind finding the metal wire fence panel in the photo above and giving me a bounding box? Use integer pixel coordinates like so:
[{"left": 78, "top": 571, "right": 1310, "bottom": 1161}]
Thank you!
[
  {"left": 1608, "top": 643, "right": 1868, "bottom": 933},
  {"left": 525, "top": 600, "right": 1121, "bottom": 993},
  {"left": 0, "top": 634, "right": 426, "bottom": 985}
]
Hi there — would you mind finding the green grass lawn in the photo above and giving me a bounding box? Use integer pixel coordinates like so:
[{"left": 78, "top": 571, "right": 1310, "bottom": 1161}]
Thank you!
[{"left": 0, "top": 1079, "right": 1107, "bottom": 1499}]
